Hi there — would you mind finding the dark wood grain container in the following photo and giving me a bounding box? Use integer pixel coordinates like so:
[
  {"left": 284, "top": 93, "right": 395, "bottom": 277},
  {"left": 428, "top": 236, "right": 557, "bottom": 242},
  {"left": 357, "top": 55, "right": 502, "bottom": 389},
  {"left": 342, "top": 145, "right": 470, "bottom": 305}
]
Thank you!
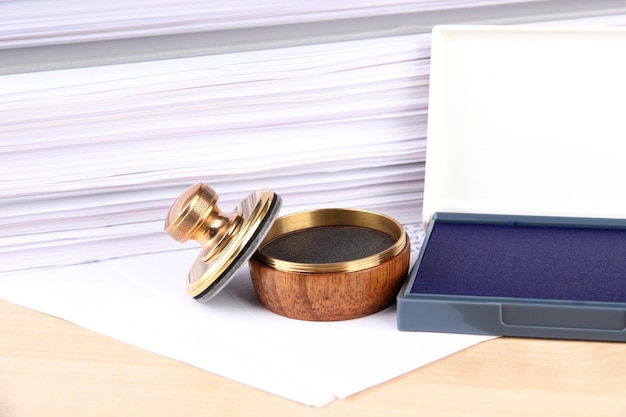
[{"left": 249, "top": 208, "right": 410, "bottom": 321}]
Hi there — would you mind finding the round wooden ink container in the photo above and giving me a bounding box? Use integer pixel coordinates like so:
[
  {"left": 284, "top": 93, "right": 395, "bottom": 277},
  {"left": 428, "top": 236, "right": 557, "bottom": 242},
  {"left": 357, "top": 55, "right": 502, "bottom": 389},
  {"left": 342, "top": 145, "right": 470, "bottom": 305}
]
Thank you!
[{"left": 249, "top": 208, "right": 410, "bottom": 321}]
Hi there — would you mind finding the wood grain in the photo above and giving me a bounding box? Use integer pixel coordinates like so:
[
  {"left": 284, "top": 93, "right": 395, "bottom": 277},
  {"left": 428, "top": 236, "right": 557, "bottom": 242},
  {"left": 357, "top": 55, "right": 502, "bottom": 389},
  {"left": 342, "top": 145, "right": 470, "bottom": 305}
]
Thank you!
[
  {"left": 2, "top": 298, "right": 626, "bottom": 417},
  {"left": 249, "top": 237, "right": 410, "bottom": 321}
]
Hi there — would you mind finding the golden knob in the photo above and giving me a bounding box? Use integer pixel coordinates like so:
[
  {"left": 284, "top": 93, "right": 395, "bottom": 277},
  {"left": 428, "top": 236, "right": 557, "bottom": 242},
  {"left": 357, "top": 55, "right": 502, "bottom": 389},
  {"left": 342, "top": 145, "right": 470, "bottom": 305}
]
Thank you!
[
  {"left": 164, "top": 183, "right": 243, "bottom": 263},
  {"left": 164, "top": 183, "right": 281, "bottom": 301}
]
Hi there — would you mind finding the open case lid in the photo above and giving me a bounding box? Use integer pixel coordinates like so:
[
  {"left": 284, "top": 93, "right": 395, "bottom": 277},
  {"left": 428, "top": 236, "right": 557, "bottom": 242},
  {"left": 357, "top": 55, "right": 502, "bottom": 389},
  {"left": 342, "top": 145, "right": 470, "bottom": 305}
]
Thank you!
[{"left": 423, "top": 25, "right": 626, "bottom": 226}]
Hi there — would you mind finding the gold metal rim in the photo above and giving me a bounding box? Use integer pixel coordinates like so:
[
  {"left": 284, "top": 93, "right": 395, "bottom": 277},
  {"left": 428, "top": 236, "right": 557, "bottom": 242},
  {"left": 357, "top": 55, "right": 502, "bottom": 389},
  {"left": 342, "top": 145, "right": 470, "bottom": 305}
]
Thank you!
[
  {"left": 253, "top": 208, "right": 406, "bottom": 273},
  {"left": 186, "top": 189, "right": 275, "bottom": 297}
]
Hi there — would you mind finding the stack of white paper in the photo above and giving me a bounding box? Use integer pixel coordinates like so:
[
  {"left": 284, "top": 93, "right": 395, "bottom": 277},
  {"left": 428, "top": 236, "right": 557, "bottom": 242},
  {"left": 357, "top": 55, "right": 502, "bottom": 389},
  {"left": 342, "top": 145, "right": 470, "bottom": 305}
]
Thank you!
[
  {"left": 4, "top": 9, "right": 626, "bottom": 274},
  {"left": 1, "top": 33, "right": 430, "bottom": 274}
]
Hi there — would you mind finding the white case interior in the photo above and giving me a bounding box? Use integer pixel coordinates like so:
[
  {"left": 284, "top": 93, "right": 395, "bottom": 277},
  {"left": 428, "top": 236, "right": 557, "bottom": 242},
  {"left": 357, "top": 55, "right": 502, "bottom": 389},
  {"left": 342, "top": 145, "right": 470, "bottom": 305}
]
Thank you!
[{"left": 423, "top": 25, "right": 626, "bottom": 225}]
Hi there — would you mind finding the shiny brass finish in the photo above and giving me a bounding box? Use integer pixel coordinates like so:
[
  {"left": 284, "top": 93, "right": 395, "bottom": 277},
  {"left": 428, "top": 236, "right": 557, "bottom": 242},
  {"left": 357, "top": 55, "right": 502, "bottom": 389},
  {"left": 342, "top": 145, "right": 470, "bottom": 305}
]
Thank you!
[
  {"left": 164, "top": 183, "right": 277, "bottom": 298},
  {"left": 253, "top": 208, "right": 406, "bottom": 273},
  {"left": 164, "top": 183, "right": 243, "bottom": 263}
]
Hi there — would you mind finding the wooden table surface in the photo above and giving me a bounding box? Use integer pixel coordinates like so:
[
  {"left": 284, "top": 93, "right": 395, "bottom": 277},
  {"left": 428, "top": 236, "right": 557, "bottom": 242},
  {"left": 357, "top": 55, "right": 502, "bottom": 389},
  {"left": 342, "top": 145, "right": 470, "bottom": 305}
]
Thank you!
[{"left": 1, "top": 298, "right": 625, "bottom": 416}]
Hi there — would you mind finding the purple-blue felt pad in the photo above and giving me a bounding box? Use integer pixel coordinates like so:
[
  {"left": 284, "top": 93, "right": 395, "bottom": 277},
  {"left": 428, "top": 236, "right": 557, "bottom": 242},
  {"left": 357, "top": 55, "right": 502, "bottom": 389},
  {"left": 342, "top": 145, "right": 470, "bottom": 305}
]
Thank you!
[{"left": 411, "top": 221, "right": 626, "bottom": 303}]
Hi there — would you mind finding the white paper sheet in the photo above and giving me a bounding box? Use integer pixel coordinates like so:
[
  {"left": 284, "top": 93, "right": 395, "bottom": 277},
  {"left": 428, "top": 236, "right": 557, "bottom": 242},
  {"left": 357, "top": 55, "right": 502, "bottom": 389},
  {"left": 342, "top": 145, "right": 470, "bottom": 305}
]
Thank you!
[{"left": 0, "top": 245, "right": 492, "bottom": 407}]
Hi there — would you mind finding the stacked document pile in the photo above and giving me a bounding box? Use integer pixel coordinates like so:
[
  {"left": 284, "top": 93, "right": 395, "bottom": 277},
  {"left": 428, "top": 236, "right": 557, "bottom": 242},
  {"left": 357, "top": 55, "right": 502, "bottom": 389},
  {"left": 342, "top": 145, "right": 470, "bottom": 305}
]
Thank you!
[{"left": 1, "top": 33, "right": 431, "bottom": 274}]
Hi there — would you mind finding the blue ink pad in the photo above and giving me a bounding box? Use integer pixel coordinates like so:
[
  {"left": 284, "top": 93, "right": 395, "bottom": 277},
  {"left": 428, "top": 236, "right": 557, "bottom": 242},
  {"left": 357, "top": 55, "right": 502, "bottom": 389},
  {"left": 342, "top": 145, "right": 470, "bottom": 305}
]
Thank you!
[
  {"left": 411, "top": 216, "right": 626, "bottom": 303},
  {"left": 397, "top": 26, "right": 626, "bottom": 341},
  {"left": 398, "top": 213, "right": 626, "bottom": 341}
]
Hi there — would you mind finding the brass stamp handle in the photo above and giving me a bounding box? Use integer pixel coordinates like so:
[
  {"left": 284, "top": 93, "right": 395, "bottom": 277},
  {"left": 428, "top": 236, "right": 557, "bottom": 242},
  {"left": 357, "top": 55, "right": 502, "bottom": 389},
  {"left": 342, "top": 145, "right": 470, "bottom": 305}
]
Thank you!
[
  {"left": 164, "top": 183, "right": 243, "bottom": 263},
  {"left": 163, "top": 183, "right": 281, "bottom": 300}
]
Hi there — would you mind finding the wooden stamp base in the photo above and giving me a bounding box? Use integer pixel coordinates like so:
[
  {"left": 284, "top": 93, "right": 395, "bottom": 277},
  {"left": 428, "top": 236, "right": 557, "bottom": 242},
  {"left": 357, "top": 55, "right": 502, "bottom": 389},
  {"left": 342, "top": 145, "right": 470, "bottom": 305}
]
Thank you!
[{"left": 249, "top": 208, "right": 410, "bottom": 321}]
